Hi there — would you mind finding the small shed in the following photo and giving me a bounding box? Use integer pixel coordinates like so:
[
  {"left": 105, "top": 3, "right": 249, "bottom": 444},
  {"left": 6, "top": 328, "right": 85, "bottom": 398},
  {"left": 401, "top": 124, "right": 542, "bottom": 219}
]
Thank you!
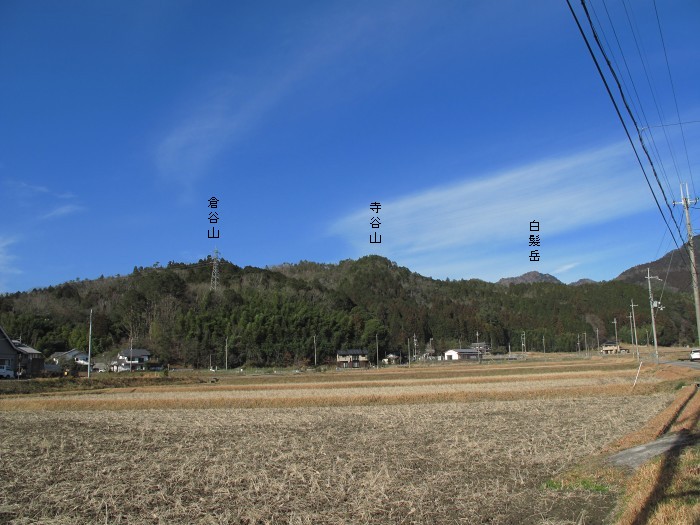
[
  {"left": 337, "top": 349, "right": 370, "bottom": 368},
  {"left": 444, "top": 348, "right": 482, "bottom": 361}
]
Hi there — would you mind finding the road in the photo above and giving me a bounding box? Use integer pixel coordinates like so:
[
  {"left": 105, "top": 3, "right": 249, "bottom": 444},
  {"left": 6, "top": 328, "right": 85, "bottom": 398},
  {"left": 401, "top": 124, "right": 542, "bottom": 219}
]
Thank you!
[{"left": 658, "top": 359, "right": 700, "bottom": 371}]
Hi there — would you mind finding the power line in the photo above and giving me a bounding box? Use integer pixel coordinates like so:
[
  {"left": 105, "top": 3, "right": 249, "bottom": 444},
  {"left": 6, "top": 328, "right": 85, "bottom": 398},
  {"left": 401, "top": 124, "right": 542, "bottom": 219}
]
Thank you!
[
  {"left": 653, "top": 0, "right": 696, "bottom": 197},
  {"left": 566, "top": 0, "right": 685, "bottom": 251}
]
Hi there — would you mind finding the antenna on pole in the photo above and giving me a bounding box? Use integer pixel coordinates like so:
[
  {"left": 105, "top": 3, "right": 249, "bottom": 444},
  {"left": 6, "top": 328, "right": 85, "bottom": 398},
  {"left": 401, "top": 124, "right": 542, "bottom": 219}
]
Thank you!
[
  {"left": 673, "top": 183, "right": 700, "bottom": 346},
  {"left": 210, "top": 248, "right": 220, "bottom": 292}
]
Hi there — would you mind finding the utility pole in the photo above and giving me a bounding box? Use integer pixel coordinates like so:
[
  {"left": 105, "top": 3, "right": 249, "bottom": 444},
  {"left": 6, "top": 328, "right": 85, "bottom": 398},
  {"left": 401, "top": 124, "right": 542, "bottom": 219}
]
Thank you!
[
  {"left": 225, "top": 336, "right": 228, "bottom": 371},
  {"left": 646, "top": 268, "right": 663, "bottom": 364},
  {"left": 210, "top": 248, "right": 220, "bottom": 292},
  {"left": 577, "top": 333, "right": 580, "bottom": 354},
  {"left": 674, "top": 183, "right": 700, "bottom": 346},
  {"left": 595, "top": 327, "right": 599, "bottom": 353},
  {"left": 407, "top": 337, "right": 410, "bottom": 368},
  {"left": 87, "top": 309, "right": 93, "bottom": 378},
  {"left": 313, "top": 335, "right": 317, "bottom": 367},
  {"left": 613, "top": 318, "right": 618, "bottom": 347},
  {"left": 630, "top": 300, "right": 640, "bottom": 360},
  {"left": 628, "top": 313, "right": 634, "bottom": 344},
  {"left": 376, "top": 333, "right": 380, "bottom": 369},
  {"left": 413, "top": 333, "right": 418, "bottom": 362},
  {"left": 584, "top": 332, "right": 588, "bottom": 357},
  {"left": 542, "top": 334, "right": 545, "bottom": 354}
]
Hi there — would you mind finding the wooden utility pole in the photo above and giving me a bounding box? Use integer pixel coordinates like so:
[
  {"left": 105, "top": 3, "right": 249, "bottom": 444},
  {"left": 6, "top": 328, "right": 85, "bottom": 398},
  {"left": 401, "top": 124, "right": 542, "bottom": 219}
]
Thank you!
[{"left": 376, "top": 333, "right": 380, "bottom": 369}]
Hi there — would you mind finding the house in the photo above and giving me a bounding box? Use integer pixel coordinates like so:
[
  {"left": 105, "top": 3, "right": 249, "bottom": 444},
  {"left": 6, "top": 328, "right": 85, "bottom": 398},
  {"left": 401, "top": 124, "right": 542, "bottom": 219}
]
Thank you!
[
  {"left": 444, "top": 348, "right": 483, "bottom": 361},
  {"left": 336, "top": 349, "right": 370, "bottom": 369},
  {"left": 600, "top": 341, "right": 622, "bottom": 354},
  {"left": 382, "top": 353, "right": 400, "bottom": 365},
  {"left": 0, "top": 325, "right": 18, "bottom": 377},
  {"left": 0, "top": 325, "right": 45, "bottom": 378},
  {"left": 92, "top": 361, "right": 109, "bottom": 373},
  {"left": 48, "top": 349, "right": 90, "bottom": 367},
  {"left": 470, "top": 342, "right": 491, "bottom": 354},
  {"left": 113, "top": 348, "right": 151, "bottom": 372},
  {"left": 14, "top": 341, "right": 45, "bottom": 377}
]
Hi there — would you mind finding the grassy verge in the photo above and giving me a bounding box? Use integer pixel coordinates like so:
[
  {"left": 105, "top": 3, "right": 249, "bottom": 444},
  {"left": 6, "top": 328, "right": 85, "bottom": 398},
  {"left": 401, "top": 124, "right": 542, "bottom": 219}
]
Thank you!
[
  {"left": 0, "top": 373, "right": 195, "bottom": 395},
  {"left": 613, "top": 440, "right": 700, "bottom": 525}
]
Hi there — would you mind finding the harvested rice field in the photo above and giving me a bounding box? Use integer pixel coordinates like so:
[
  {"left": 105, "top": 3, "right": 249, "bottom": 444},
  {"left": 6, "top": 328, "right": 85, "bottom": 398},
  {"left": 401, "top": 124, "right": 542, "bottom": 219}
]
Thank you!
[{"left": 0, "top": 358, "right": 696, "bottom": 524}]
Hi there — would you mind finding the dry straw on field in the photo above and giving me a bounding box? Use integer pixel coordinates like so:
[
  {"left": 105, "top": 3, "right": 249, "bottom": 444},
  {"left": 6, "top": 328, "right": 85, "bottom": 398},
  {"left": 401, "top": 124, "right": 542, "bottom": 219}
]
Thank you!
[{"left": 0, "top": 395, "right": 675, "bottom": 525}]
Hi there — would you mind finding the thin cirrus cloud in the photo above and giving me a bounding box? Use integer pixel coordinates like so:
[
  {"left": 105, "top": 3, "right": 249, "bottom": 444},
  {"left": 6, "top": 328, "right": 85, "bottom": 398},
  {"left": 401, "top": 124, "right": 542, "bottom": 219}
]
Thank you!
[
  {"left": 40, "top": 204, "right": 84, "bottom": 220},
  {"left": 330, "top": 142, "right": 654, "bottom": 279},
  {"left": 154, "top": 2, "right": 431, "bottom": 191},
  {"left": 0, "top": 236, "right": 21, "bottom": 294}
]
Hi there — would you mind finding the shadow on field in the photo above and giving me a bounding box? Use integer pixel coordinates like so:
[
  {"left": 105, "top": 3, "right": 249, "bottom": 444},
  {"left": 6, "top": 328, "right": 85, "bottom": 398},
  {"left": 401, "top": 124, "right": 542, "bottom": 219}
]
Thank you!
[{"left": 629, "top": 393, "right": 700, "bottom": 525}]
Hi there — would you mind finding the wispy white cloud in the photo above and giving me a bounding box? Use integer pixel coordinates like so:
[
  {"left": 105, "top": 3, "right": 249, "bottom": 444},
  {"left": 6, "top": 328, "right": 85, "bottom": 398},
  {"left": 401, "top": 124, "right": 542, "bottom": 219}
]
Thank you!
[
  {"left": 40, "top": 204, "right": 84, "bottom": 220},
  {"left": 1, "top": 179, "right": 84, "bottom": 220},
  {"left": 553, "top": 262, "right": 580, "bottom": 274},
  {"left": 0, "top": 236, "right": 22, "bottom": 294},
  {"left": 154, "top": 2, "right": 430, "bottom": 191},
  {"left": 330, "top": 143, "right": 655, "bottom": 281}
]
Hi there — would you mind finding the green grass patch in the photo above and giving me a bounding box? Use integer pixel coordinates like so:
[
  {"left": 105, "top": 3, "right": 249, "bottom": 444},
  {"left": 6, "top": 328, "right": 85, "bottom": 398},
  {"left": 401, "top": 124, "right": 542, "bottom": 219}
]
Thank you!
[{"left": 541, "top": 477, "right": 610, "bottom": 493}]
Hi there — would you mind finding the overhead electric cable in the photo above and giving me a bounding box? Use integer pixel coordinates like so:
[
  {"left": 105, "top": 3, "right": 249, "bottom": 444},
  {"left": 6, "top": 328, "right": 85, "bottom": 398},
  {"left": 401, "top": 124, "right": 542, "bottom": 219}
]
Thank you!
[
  {"left": 580, "top": 0, "right": 687, "bottom": 250},
  {"left": 596, "top": 0, "right": 677, "bottom": 201},
  {"left": 565, "top": 0, "right": 685, "bottom": 252},
  {"left": 620, "top": 0, "right": 684, "bottom": 196},
  {"left": 653, "top": 0, "right": 696, "bottom": 197}
]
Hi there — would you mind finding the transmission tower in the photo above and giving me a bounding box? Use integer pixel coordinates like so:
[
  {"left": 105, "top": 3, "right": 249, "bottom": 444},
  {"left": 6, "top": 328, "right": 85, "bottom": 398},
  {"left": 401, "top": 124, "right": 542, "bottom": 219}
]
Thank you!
[{"left": 210, "top": 248, "right": 220, "bottom": 291}]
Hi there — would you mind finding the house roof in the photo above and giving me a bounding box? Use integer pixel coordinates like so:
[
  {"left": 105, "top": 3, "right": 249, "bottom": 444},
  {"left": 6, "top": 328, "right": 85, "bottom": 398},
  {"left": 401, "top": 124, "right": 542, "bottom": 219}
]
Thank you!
[
  {"left": 337, "top": 349, "right": 368, "bottom": 356},
  {"left": 49, "top": 349, "right": 86, "bottom": 361},
  {"left": 445, "top": 348, "right": 482, "bottom": 354},
  {"left": 13, "top": 342, "right": 43, "bottom": 356},
  {"left": 0, "top": 325, "right": 19, "bottom": 351},
  {"left": 118, "top": 348, "right": 151, "bottom": 358}
]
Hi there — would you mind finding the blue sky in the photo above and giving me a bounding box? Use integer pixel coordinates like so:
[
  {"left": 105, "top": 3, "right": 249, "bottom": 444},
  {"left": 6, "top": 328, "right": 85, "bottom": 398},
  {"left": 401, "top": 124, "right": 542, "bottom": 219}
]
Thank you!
[{"left": 1, "top": 0, "right": 699, "bottom": 293}]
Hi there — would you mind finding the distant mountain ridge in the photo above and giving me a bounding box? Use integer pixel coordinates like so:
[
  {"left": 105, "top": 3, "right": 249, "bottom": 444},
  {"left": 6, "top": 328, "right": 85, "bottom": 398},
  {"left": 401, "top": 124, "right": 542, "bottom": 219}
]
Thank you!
[
  {"left": 497, "top": 271, "right": 562, "bottom": 286},
  {"left": 615, "top": 235, "right": 700, "bottom": 292}
]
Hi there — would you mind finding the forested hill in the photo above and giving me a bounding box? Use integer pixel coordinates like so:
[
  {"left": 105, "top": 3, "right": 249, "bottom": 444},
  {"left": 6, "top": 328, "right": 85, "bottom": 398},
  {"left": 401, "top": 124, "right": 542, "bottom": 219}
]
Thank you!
[
  {"left": 615, "top": 234, "right": 700, "bottom": 292},
  {"left": 0, "top": 255, "right": 695, "bottom": 367}
]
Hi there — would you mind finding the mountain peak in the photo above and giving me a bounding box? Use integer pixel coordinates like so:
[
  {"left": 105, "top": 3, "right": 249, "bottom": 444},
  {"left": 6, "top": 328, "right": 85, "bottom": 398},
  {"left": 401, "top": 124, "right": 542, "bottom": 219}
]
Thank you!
[{"left": 497, "top": 271, "right": 562, "bottom": 286}]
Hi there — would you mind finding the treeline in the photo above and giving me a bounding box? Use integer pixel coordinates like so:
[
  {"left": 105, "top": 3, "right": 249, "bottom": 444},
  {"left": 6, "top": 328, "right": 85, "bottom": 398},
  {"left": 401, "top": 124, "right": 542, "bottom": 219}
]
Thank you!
[{"left": 0, "top": 256, "right": 694, "bottom": 367}]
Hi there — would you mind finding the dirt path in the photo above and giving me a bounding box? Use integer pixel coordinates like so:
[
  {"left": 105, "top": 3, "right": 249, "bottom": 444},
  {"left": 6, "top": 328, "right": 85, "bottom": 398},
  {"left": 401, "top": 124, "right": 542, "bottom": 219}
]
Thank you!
[{"left": 607, "top": 431, "right": 699, "bottom": 469}]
